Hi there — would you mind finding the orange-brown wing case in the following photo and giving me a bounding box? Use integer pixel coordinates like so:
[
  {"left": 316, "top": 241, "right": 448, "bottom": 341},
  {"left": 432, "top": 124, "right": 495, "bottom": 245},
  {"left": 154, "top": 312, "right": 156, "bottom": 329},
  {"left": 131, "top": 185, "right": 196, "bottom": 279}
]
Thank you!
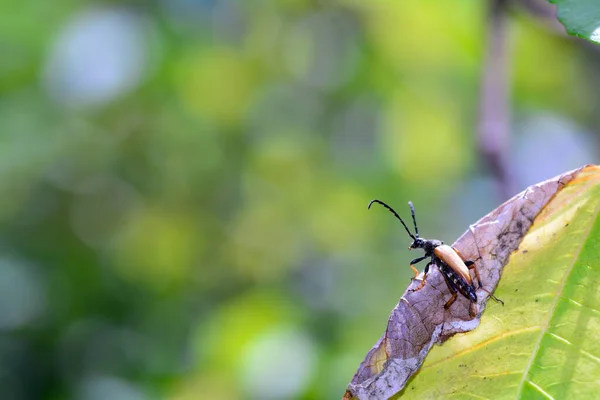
[{"left": 433, "top": 245, "right": 472, "bottom": 284}]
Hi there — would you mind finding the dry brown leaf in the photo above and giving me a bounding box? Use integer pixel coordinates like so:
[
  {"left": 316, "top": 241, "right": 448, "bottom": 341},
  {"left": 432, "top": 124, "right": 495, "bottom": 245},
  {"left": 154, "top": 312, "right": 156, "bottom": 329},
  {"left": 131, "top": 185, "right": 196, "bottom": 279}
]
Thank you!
[{"left": 344, "top": 166, "right": 589, "bottom": 400}]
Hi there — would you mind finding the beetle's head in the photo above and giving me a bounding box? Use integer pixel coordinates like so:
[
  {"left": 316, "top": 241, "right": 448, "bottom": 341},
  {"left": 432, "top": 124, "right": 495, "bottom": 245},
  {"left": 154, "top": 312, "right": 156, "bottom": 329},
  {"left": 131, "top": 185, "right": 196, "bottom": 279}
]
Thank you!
[{"left": 409, "top": 238, "right": 425, "bottom": 250}]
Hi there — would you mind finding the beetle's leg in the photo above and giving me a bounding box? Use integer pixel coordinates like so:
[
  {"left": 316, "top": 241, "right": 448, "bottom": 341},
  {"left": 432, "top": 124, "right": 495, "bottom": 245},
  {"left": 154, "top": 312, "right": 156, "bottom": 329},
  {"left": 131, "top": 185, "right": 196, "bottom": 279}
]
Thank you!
[
  {"left": 479, "top": 287, "right": 505, "bottom": 306},
  {"left": 464, "top": 260, "right": 483, "bottom": 288},
  {"left": 444, "top": 293, "right": 458, "bottom": 309},
  {"left": 424, "top": 261, "right": 431, "bottom": 275},
  {"left": 412, "top": 262, "right": 432, "bottom": 292},
  {"left": 489, "top": 292, "right": 504, "bottom": 306},
  {"left": 457, "top": 255, "right": 504, "bottom": 305},
  {"left": 442, "top": 274, "right": 459, "bottom": 309},
  {"left": 463, "top": 260, "right": 504, "bottom": 305},
  {"left": 409, "top": 255, "right": 428, "bottom": 279},
  {"left": 414, "top": 278, "right": 427, "bottom": 291}
]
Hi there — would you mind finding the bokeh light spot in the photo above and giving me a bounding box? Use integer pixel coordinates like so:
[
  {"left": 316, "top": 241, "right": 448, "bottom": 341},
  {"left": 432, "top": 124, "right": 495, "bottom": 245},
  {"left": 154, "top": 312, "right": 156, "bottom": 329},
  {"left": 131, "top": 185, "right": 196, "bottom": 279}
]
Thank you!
[
  {"left": 43, "top": 7, "right": 154, "bottom": 107},
  {"left": 110, "top": 207, "right": 198, "bottom": 293},
  {"left": 176, "top": 49, "right": 255, "bottom": 124},
  {"left": 77, "top": 375, "right": 148, "bottom": 400},
  {"left": 0, "top": 258, "right": 44, "bottom": 330},
  {"left": 240, "top": 327, "right": 317, "bottom": 400},
  {"left": 281, "top": 10, "right": 361, "bottom": 90}
]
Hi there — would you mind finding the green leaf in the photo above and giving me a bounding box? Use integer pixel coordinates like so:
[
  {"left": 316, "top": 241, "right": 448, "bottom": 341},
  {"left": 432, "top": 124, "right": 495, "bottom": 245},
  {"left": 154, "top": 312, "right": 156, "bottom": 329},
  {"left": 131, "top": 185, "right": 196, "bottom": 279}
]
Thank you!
[
  {"left": 549, "top": 0, "right": 600, "bottom": 44},
  {"left": 397, "top": 166, "right": 600, "bottom": 398}
]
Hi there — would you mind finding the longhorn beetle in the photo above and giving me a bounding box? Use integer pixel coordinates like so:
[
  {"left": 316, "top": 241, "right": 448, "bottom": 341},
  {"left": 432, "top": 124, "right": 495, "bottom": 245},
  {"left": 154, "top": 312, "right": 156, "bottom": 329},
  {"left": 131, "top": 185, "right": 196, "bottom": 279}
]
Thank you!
[{"left": 368, "top": 199, "right": 503, "bottom": 310}]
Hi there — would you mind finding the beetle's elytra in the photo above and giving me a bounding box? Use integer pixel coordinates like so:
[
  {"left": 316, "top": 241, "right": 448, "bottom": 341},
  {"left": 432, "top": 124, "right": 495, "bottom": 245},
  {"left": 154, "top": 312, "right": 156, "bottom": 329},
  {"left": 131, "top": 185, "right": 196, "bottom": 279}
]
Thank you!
[{"left": 368, "top": 199, "right": 503, "bottom": 310}]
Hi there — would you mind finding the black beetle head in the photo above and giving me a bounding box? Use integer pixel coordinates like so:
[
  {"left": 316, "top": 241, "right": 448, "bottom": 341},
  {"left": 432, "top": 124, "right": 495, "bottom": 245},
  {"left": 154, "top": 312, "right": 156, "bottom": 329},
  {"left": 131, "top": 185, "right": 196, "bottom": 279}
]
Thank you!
[{"left": 410, "top": 238, "right": 425, "bottom": 250}]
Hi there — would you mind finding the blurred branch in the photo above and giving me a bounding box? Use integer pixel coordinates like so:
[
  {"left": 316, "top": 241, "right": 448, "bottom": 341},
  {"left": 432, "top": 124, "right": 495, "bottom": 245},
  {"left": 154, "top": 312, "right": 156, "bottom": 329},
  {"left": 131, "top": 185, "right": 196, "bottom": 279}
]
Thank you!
[{"left": 478, "top": 0, "right": 515, "bottom": 200}]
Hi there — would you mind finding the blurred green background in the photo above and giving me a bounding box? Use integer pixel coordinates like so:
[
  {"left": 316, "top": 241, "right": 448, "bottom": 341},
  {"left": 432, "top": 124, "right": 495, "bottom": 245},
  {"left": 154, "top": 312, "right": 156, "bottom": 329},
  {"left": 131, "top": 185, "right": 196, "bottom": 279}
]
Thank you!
[{"left": 0, "top": 1, "right": 599, "bottom": 399}]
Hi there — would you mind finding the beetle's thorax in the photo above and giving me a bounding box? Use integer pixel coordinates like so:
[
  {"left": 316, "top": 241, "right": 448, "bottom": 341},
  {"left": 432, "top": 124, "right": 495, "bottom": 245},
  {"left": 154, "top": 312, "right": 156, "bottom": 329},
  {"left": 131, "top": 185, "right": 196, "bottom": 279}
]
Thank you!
[{"left": 411, "top": 238, "right": 443, "bottom": 256}]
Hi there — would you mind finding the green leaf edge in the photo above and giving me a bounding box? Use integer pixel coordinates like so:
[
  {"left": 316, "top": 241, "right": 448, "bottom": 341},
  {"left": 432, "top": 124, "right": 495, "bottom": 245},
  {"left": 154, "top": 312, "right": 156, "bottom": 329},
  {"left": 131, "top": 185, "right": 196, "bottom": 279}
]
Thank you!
[{"left": 547, "top": 0, "right": 600, "bottom": 45}]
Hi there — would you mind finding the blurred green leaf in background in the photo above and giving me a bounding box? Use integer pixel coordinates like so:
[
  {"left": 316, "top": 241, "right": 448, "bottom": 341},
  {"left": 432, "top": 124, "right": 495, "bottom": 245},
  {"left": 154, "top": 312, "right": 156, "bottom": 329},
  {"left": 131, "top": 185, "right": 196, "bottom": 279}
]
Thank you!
[
  {"left": 0, "top": 1, "right": 599, "bottom": 399},
  {"left": 550, "top": 0, "right": 600, "bottom": 44}
]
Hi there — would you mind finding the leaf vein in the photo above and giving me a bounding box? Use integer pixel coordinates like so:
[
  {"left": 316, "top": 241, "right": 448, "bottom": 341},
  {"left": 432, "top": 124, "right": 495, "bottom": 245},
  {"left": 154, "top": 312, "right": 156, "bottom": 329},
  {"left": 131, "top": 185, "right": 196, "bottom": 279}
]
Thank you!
[
  {"left": 549, "top": 333, "right": 600, "bottom": 365},
  {"left": 527, "top": 380, "right": 555, "bottom": 400},
  {"left": 420, "top": 326, "right": 540, "bottom": 370}
]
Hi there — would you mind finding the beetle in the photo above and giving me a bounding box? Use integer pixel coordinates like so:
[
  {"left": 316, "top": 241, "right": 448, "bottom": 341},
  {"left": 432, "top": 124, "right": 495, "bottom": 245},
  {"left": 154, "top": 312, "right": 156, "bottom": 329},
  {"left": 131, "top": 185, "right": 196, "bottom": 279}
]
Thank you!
[{"left": 368, "top": 199, "right": 503, "bottom": 310}]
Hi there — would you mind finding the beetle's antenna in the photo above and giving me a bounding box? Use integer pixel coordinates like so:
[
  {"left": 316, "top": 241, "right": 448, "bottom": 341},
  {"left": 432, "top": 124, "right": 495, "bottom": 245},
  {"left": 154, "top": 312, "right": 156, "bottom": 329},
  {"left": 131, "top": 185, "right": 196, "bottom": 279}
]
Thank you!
[
  {"left": 368, "top": 199, "right": 416, "bottom": 240},
  {"left": 408, "top": 201, "right": 419, "bottom": 238}
]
